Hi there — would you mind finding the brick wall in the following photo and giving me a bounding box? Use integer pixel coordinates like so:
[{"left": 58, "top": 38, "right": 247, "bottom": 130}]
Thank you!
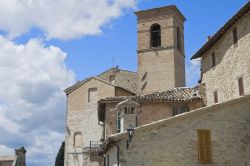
[
  {"left": 104, "top": 101, "right": 202, "bottom": 137},
  {"left": 136, "top": 6, "right": 186, "bottom": 95}
]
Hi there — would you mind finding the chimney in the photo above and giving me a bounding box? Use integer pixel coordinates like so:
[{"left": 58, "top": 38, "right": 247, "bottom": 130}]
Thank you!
[
  {"left": 15, "top": 147, "right": 27, "bottom": 166},
  {"left": 207, "top": 36, "right": 211, "bottom": 41}
]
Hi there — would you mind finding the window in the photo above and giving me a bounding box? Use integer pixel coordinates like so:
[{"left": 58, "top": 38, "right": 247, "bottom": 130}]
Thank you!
[
  {"left": 141, "top": 81, "right": 147, "bottom": 91},
  {"left": 116, "top": 111, "right": 121, "bottom": 133},
  {"left": 106, "top": 155, "right": 110, "bottom": 166},
  {"left": 233, "top": 27, "right": 238, "bottom": 44},
  {"left": 172, "top": 106, "right": 189, "bottom": 116},
  {"left": 88, "top": 88, "right": 97, "bottom": 103},
  {"left": 238, "top": 77, "right": 244, "bottom": 96},
  {"left": 211, "top": 52, "right": 216, "bottom": 67},
  {"left": 197, "top": 129, "right": 212, "bottom": 164},
  {"left": 124, "top": 107, "right": 135, "bottom": 114},
  {"left": 136, "top": 115, "right": 139, "bottom": 127},
  {"left": 141, "top": 72, "right": 147, "bottom": 81},
  {"left": 213, "top": 91, "right": 218, "bottom": 103},
  {"left": 74, "top": 132, "right": 82, "bottom": 147},
  {"left": 150, "top": 24, "right": 161, "bottom": 47},
  {"left": 109, "top": 75, "right": 115, "bottom": 84},
  {"left": 177, "top": 26, "right": 181, "bottom": 51}
]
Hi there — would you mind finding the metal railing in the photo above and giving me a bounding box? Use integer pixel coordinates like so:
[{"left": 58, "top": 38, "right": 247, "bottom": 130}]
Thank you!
[{"left": 83, "top": 141, "right": 102, "bottom": 153}]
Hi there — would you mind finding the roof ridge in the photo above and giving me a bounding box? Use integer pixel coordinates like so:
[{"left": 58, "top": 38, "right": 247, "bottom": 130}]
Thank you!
[{"left": 191, "top": 1, "right": 250, "bottom": 59}]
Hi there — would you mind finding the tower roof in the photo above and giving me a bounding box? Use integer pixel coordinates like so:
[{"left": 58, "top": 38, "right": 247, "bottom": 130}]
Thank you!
[{"left": 135, "top": 5, "right": 186, "bottom": 22}]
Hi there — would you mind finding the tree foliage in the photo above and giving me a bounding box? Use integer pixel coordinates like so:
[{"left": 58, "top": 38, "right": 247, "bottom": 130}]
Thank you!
[{"left": 55, "top": 141, "right": 65, "bottom": 166}]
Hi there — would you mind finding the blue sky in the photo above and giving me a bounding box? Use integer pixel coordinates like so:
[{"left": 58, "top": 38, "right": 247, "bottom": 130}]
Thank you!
[{"left": 0, "top": 0, "right": 248, "bottom": 166}]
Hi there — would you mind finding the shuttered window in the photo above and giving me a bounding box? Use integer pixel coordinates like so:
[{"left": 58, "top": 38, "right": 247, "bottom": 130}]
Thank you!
[
  {"left": 197, "top": 129, "right": 212, "bottom": 164},
  {"left": 238, "top": 77, "right": 244, "bottom": 96},
  {"left": 213, "top": 91, "right": 218, "bottom": 103}
]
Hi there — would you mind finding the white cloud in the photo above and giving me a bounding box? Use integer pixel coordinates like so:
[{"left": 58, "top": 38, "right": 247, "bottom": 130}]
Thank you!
[
  {"left": 0, "top": 0, "right": 136, "bottom": 40},
  {"left": 0, "top": 36, "right": 75, "bottom": 166},
  {"left": 0, "top": 145, "right": 14, "bottom": 155},
  {"left": 186, "top": 59, "right": 201, "bottom": 87}
]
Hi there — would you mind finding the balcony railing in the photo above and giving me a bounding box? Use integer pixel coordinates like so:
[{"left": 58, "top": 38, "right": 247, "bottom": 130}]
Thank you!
[{"left": 83, "top": 141, "right": 102, "bottom": 153}]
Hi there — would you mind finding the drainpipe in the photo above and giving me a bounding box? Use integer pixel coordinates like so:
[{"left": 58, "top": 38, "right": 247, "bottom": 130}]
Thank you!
[{"left": 112, "top": 143, "right": 120, "bottom": 166}]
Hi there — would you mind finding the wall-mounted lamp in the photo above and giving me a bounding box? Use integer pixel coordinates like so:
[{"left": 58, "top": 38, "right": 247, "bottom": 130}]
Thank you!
[{"left": 127, "top": 125, "right": 134, "bottom": 149}]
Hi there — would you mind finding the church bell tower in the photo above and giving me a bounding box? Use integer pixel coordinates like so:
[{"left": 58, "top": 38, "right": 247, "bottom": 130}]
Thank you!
[{"left": 135, "top": 5, "right": 186, "bottom": 95}]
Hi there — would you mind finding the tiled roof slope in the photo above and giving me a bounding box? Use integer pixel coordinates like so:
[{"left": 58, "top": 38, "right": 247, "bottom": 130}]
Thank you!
[
  {"left": 99, "top": 87, "right": 200, "bottom": 103},
  {"left": 191, "top": 1, "right": 250, "bottom": 59}
]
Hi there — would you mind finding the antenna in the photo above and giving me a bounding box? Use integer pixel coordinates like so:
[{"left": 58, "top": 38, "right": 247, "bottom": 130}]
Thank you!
[{"left": 111, "top": 55, "right": 115, "bottom": 68}]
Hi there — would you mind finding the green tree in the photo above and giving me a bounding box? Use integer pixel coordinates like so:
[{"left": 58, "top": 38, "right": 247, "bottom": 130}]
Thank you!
[{"left": 55, "top": 141, "right": 65, "bottom": 166}]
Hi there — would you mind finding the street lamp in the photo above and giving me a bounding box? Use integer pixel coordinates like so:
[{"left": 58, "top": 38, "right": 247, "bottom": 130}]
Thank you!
[{"left": 127, "top": 125, "right": 134, "bottom": 149}]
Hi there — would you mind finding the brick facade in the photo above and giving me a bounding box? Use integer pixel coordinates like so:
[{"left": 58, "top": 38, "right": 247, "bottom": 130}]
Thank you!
[{"left": 136, "top": 6, "right": 186, "bottom": 95}]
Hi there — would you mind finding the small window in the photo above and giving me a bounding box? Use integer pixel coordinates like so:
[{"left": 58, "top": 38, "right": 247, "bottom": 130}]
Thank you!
[
  {"left": 197, "top": 129, "right": 212, "bottom": 164},
  {"left": 238, "top": 77, "right": 244, "bottom": 96},
  {"left": 177, "top": 26, "right": 181, "bottom": 51},
  {"left": 136, "top": 115, "right": 139, "bottom": 127},
  {"left": 141, "top": 81, "right": 147, "bottom": 91},
  {"left": 116, "top": 111, "right": 121, "bottom": 133},
  {"left": 150, "top": 24, "right": 161, "bottom": 47},
  {"left": 74, "top": 132, "right": 82, "bottom": 147},
  {"left": 106, "top": 155, "right": 110, "bottom": 166},
  {"left": 211, "top": 52, "right": 216, "bottom": 67},
  {"left": 213, "top": 91, "right": 218, "bottom": 103},
  {"left": 88, "top": 88, "right": 97, "bottom": 103},
  {"left": 173, "top": 106, "right": 189, "bottom": 116},
  {"left": 233, "top": 27, "right": 238, "bottom": 44},
  {"left": 109, "top": 75, "right": 115, "bottom": 84},
  {"left": 124, "top": 107, "right": 135, "bottom": 114},
  {"left": 141, "top": 72, "right": 147, "bottom": 81}
]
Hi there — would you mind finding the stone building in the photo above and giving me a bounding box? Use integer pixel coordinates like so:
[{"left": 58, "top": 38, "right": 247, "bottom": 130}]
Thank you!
[
  {"left": 64, "top": 4, "right": 189, "bottom": 166},
  {"left": 0, "top": 147, "right": 26, "bottom": 166},
  {"left": 97, "top": 1, "right": 250, "bottom": 166},
  {"left": 64, "top": 1, "right": 250, "bottom": 166},
  {"left": 98, "top": 87, "right": 204, "bottom": 138},
  {"left": 191, "top": 1, "right": 250, "bottom": 106},
  {"left": 64, "top": 68, "right": 136, "bottom": 166}
]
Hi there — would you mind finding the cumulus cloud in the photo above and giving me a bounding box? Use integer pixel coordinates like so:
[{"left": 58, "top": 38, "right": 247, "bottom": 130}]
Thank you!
[
  {"left": 0, "top": 36, "right": 75, "bottom": 166},
  {"left": 0, "top": 0, "right": 136, "bottom": 40}
]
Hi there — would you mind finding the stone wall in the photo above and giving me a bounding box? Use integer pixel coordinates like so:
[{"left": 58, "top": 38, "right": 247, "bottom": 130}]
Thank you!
[
  {"left": 65, "top": 78, "right": 116, "bottom": 166},
  {"left": 106, "top": 95, "right": 250, "bottom": 166},
  {"left": 201, "top": 12, "right": 250, "bottom": 106},
  {"left": 97, "top": 68, "right": 137, "bottom": 93}
]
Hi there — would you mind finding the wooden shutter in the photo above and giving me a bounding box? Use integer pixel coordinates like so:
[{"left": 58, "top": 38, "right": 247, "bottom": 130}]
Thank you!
[
  {"left": 197, "top": 129, "right": 212, "bottom": 164},
  {"left": 238, "top": 77, "right": 244, "bottom": 96}
]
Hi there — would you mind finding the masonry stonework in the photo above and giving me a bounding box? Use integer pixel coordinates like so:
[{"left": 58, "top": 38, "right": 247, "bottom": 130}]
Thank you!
[
  {"left": 64, "top": 77, "right": 134, "bottom": 166},
  {"left": 200, "top": 10, "right": 250, "bottom": 106},
  {"left": 106, "top": 95, "right": 250, "bottom": 166},
  {"left": 97, "top": 68, "right": 137, "bottom": 93}
]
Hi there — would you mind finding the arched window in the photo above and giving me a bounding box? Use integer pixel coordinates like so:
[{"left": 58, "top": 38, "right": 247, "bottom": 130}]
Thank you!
[{"left": 150, "top": 24, "right": 161, "bottom": 47}]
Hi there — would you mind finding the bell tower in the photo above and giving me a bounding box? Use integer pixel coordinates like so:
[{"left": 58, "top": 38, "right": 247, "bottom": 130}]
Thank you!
[{"left": 135, "top": 5, "right": 186, "bottom": 95}]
